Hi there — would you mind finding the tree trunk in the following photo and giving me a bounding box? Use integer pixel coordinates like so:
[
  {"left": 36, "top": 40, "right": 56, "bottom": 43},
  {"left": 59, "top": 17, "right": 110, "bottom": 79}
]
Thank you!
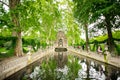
[
  {"left": 9, "top": 0, "right": 19, "bottom": 36},
  {"left": 84, "top": 24, "right": 89, "bottom": 52},
  {"left": 15, "top": 31, "right": 23, "bottom": 56},
  {"left": 105, "top": 18, "right": 115, "bottom": 55},
  {"left": 86, "top": 60, "right": 90, "bottom": 80},
  {"left": 9, "top": 0, "right": 23, "bottom": 56}
]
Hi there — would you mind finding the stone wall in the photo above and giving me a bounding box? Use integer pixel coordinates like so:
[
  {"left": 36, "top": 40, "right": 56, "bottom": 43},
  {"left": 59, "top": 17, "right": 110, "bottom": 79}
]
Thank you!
[
  {"left": 0, "top": 56, "right": 27, "bottom": 80},
  {"left": 0, "top": 48, "right": 54, "bottom": 80}
]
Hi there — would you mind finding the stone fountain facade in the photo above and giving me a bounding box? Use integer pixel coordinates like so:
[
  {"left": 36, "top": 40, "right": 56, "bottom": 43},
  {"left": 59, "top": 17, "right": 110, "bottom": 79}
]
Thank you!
[{"left": 55, "top": 31, "right": 67, "bottom": 47}]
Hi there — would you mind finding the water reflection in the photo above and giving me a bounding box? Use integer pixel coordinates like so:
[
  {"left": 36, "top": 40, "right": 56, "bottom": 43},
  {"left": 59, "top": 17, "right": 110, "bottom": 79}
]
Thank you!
[
  {"left": 54, "top": 52, "right": 68, "bottom": 68},
  {"left": 78, "top": 59, "right": 106, "bottom": 80},
  {"left": 5, "top": 54, "right": 120, "bottom": 80},
  {"left": 22, "top": 55, "right": 120, "bottom": 80},
  {"left": 77, "top": 57, "right": 120, "bottom": 80}
]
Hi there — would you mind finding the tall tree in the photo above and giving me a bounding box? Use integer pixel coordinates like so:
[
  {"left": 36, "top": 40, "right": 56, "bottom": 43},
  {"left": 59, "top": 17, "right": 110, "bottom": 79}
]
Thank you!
[
  {"left": 9, "top": 0, "right": 23, "bottom": 56},
  {"left": 73, "top": 0, "right": 92, "bottom": 52},
  {"left": 91, "top": 0, "right": 120, "bottom": 54},
  {"left": 73, "top": 0, "right": 120, "bottom": 54},
  {"left": 1, "top": 0, "right": 61, "bottom": 56}
]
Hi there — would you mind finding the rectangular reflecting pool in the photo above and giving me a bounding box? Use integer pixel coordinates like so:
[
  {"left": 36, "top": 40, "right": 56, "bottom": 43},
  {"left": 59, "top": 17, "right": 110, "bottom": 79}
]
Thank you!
[{"left": 5, "top": 52, "right": 120, "bottom": 80}]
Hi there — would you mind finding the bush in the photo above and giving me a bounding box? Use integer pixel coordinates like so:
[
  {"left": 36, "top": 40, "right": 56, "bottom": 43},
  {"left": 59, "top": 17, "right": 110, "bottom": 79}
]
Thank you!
[
  {"left": 0, "top": 49, "right": 14, "bottom": 58},
  {"left": 115, "top": 44, "right": 120, "bottom": 55},
  {"left": 23, "top": 47, "right": 29, "bottom": 53}
]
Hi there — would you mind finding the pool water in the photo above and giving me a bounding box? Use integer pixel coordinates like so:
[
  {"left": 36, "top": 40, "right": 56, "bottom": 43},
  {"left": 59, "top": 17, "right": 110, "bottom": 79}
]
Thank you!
[{"left": 5, "top": 53, "right": 120, "bottom": 80}]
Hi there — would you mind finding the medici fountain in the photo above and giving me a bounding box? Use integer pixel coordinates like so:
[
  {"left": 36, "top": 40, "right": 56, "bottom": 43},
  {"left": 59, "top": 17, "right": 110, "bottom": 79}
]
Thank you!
[{"left": 5, "top": 31, "right": 120, "bottom": 80}]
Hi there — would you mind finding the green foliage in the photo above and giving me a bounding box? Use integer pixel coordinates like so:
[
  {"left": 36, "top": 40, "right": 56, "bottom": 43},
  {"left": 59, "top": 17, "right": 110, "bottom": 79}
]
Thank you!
[
  {"left": 22, "top": 38, "right": 41, "bottom": 52},
  {"left": 73, "top": 0, "right": 120, "bottom": 53},
  {"left": 115, "top": 44, "right": 120, "bottom": 55},
  {"left": 90, "top": 30, "right": 120, "bottom": 44},
  {"left": 89, "top": 35, "right": 108, "bottom": 44},
  {"left": 40, "top": 42, "right": 47, "bottom": 49},
  {"left": 0, "top": 48, "right": 14, "bottom": 58},
  {"left": 40, "top": 57, "right": 57, "bottom": 80},
  {"left": 0, "top": 36, "right": 16, "bottom": 58},
  {"left": 88, "top": 0, "right": 120, "bottom": 39},
  {"left": 90, "top": 44, "right": 95, "bottom": 51},
  {"left": 0, "top": 48, "right": 7, "bottom": 53},
  {"left": 0, "top": 36, "right": 17, "bottom": 48},
  {"left": 67, "top": 55, "right": 81, "bottom": 79},
  {"left": 89, "top": 31, "right": 120, "bottom": 54},
  {"left": 113, "top": 31, "right": 120, "bottom": 40},
  {"left": 73, "top": 0, "right": 92, "bottom": 24},
  {"left": 0, "top": 4, "right": 12, "bottom": 29},
  {"left": 19, "top": 0, "right": 61, "bottom": 43},
  {"left": 23, "top": 47, "right": 29, "bottom": 53},
  {"left": 0, "top": 35, "right": 48, "bottom": 58},
  {"left": 1, "top": 0, "right": 62, "bottom": 50},
  {"left": 1, "top": 0, "right": 82, "bottom": 50}
]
